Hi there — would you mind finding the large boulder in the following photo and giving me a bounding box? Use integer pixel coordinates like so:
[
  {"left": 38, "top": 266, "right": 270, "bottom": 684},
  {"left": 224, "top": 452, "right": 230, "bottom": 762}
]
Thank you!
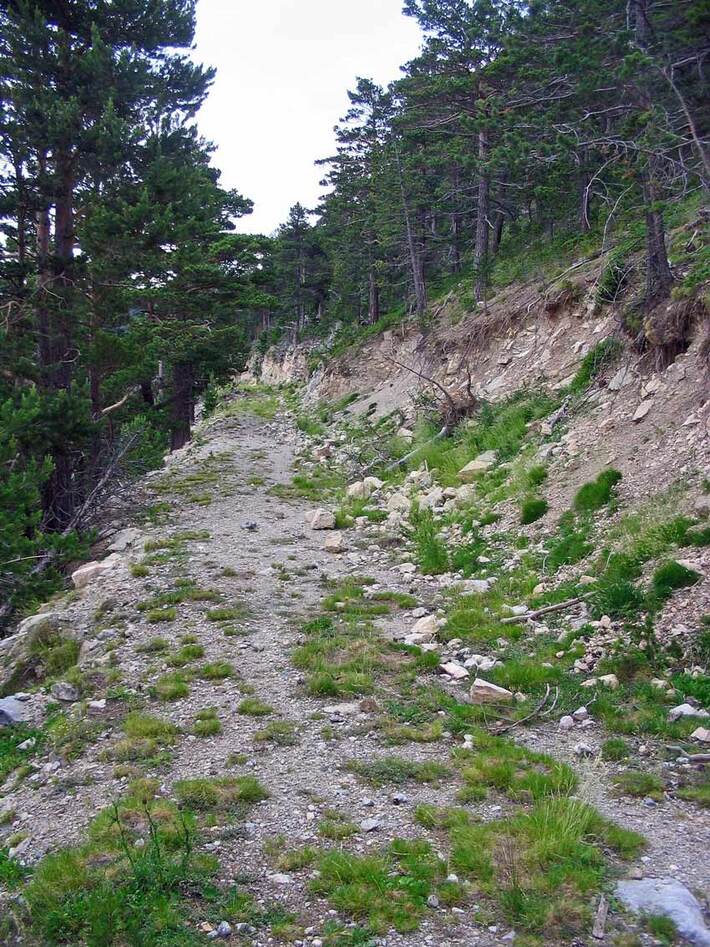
[
  {"left": 404, "top": 614, "right": 440, "bottom": 645},
  {"left": 420, "top": 487, "right": 445, "bottom": 510},
  {"left": 616, "top": 879, "right": 710, "bottom": 947},
  {"left": 454, "top": 484, "right": 478, "bottom": 507},
  {"left": 324, "top": 532, "right": 346, "bottom": 554},
  {"left": 386, "top": 493, "right": 410, "bottom": 513},
  {"left": 305, "top": 509, "right": 336, "bottom": 530},
  {"left": 459, "top": 451, "right": 496, "bottom": 482},
  {"left": 0, "top": 697, "right": 27, "bottom": 727},
  {"left": 108, "top": 527, "right": 142, "bottom": 552},
  {"left": 346, "top": 481, "right": 371, "bottom": 500},
  {"left": 470, "top": 678, "right": 513, "bottom": 704},
  {"left": 0, "top": 611, "right": 64, "bottom": 692},
  {"left": 71, "top": 554, "right": 120, "bottom": 589}
]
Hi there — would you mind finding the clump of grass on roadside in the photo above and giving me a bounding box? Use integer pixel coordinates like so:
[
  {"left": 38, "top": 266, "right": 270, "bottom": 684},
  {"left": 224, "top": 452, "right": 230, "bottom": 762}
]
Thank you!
[
  {"left": 613, "top": 770, "right": 665, "bottom": 800},
  {"left": 254, "top": 721, "right": 298, "bottom": 746},
  {"left": 193, "top": 708, "right": 221, "bottom": 737},
  {"left": 521, "top": 498, "right": 548, "bottom": 524},
  {"left": 238, "top": 697, "right": 274, "bottom": 716},
  {"left": 174, "top": 775, "right": 268, "bottom": 814},
  {"left": 449, "top": 796, "right": 644, "bottom": 936},
  {"left": 346, "top": 756, "right": 450, "bottom": 786},
  {"left": 153, "top": 672, "right": 190, "bottom": 701},
  {"left": 311, "top": 839, "right": 452, "bottom": 934},
  {"left": 574, "top": 469, "right": 622, "bottom": 513}
]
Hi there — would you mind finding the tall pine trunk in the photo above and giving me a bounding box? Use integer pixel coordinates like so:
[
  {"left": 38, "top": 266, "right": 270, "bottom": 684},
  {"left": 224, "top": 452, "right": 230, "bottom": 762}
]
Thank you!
[
  {"left": 395, "top": 146, "right": 426, "bottom": 317},
  {"left": 368, "top": 265, "right": 380, "bottom": 324},
  {"left": 170, "top": 361, "right": 194, "bottom": 451},
  {"left": 474, "top": 128, "right": 490, "bottom": 302},
  {"left": 39, "top": 152, "right": 76, "bottom": 528},
  {"left": 642, "top": 171, "right": 673, "bottom": 301}
]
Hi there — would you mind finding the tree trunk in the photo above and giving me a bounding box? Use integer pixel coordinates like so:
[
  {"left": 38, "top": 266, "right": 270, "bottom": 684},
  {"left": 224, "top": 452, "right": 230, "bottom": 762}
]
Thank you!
[
  {"left": 368, "top": 265, "right": 380, "bottom": 324},
  {"left": 170, "top": 361, "right": 194, "bottom": 451},
  {"left": 39, "top": 152, "right": 76, "bottom": 528},
  {"left": 491, "top": 211, "right": 505, "bottom": 255},
  {"left": 474, "top": 128, "right": 490, "bottom": 302},
  {"left": 395, "top": 146, "right": 426, "bottom": 317},
  {"left": 643, "top": 182, "right": 674, "bottom": 300},
  {"left": 578, "top": 170, "right": 591, "bottom": 232}
]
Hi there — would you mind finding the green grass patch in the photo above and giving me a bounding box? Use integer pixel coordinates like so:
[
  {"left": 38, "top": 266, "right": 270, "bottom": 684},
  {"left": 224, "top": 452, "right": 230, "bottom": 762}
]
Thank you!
[
  {"left": 521, "top": 498, "right": 548, "bottom": 524},
  {"left": 238, "top": 697, "right": 274, "bottom": 716},
  {"left": 346, "top": 756, "right": 450, "bottom": 786},
  {"left": 613, "top": 770, "right": 665, "bottom": 800},
  {"left": 573, "top": 469, "right": 622, "bottom": 513}
]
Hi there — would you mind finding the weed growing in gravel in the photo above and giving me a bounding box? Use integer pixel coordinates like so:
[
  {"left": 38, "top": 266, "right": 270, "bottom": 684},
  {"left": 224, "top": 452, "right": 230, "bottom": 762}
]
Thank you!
[
  {"left": 601, "top": 737, "right": 630, "bottom": 761},
  {"left": 16, "top": 773, "right": 242, "bottom": 945},
  {"left": 565, "top": 337, "right": 622, "bottom": 393},
  {"left": 0, "top": 726, "right": 43, "bottom": 785},
  {"left": 643, "top": 914, "right": 679, "bottom": 946},
  {"left": 206, "top": 605, "right": 249, "bottom": 622},
  {"left": 254, "top": 720, "right": 298, "bottom": 746},
  {"left": 238, "top": 697, "right": 274, "bottom": 716},
  {"left": 449, "top": 796, "right": 644, "bottom": 936},
  {"left": 136, "top": 637, "right": 169, "bottom": 654},
  {"left": 173, "top": 775, "right": 268, "bottom": 813},
  {"left": 454, "top": 732, "right": 577, "bottom": 802},
  {"left": 153, "top": 672, "right": 190, "bottom": 701},
  {"left": 545, "top": 513, "right": 593, "bottom": 572},
  {"left": 129, "top": 563, "right": 150, "bottom": 578},
  {"left": 265, "top": 835, "right": 320, "bottom": 871},
  {"left": 44, "top": 711, "right": 102, "bottom": 761},
  {"left": 193, "top": 709, "right": 221, "bottom": 737},
  {"left": 104, "top": 713, "right": 179, "bottom": 764},
  {"left": 650, "top": 560, "right": 701, "bottom": 602},
  {"left": 613, "top": 770, "right": 665, "bottom": 800},
  {"left": 138, "top": 582, "right": 220, "bottom": 613},
  {"left": 677, "top": 768, "right": 710, "bottom": 808},
  {"left": 520, "top": 498, "right": 548, "bottom": 524},
  {"left": 318, "top": 811, "right": 358, "bottom": 840},
  {"left": 407, "top": 505, "right": 449, "bottom": 574},
  {"left": 381, "top": 719, "right": 444, "bottom": 745},
  {"left": 312, "top": 837, "right": 457, "bottom": 934},
  {"left": 27, "top": 631, "right": 80, "bottom": 680},
  {"left": 199, "top": 661, "right": 234, "bottom": 680},
  {"left": 574, "top": 469, "right": 622, "bottom": 513},
  {"left": 346, "top": 756, "right": 450, "bottom": 786},
  {"left": 146, "top": 606, "right": 176, "bottom": 623},
  {"left": 166, "top": 644, "right": 205, "bottom": 667}
]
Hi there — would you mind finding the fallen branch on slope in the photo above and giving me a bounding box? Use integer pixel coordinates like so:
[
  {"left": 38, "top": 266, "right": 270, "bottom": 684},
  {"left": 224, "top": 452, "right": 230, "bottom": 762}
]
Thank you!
[{"left": 500, "top": 593, "right": 593, "bottom": 625}]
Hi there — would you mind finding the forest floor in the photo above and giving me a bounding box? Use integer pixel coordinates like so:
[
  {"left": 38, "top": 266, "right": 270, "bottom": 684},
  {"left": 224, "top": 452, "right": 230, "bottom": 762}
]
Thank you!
[{"left": 2, "top": 396, "right": 709, "bottom": 947}]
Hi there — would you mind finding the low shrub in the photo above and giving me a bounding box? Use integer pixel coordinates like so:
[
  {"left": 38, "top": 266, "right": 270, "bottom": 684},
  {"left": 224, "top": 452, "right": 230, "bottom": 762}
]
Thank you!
[
  {"left": 574, "top": 469, "right": 622, "bottom": 513},
  {"left": 521, "top": 498, "right": 548, "bottom": 524}
]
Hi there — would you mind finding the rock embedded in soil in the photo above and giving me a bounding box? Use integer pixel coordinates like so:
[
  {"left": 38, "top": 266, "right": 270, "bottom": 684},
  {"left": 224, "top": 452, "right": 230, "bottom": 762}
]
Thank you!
[
  {"left": 668, "top": 703, "right": 709, "bottom": 722},
  {"left": 324, "top": 531, "right": 346, "bottom": 553},
  {"left": 71, "top": 555, "right": 120, "bottom": 589},
  {"left": 458, "top": 450, "right": 497, "bottom": 482},
  {"left": 0, "top": 696, "right": 27, "bottom": 726},
  {"left": 304, "top": 508, "right": 336, "bottom": 529},
  {"left": 470, "top": 678, "right": 513, "bottom": 704},
  {"left": 50, "top": 681, "right": 79, "bottom": 702},
  {"left": 616, "top": 878, "right": 710, "bottom": 946}
]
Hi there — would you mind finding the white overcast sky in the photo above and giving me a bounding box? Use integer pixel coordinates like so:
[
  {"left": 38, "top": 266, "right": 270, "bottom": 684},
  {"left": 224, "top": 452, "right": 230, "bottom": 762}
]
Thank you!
[{"left": 192, "top": 0, "right": 422, "bottom": 235}]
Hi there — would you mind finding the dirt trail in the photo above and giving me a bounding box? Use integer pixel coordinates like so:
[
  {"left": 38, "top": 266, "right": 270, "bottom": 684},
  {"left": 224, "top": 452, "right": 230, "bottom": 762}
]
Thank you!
[{"left": 4, "top": 406, "right": 710, "bottom": 946}]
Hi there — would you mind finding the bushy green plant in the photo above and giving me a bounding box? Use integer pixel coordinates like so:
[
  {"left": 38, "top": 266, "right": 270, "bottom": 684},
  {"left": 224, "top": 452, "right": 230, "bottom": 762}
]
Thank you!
[
  {"left": 408, "top": 505, "right": 449, "bottom": 575},
  {"left": 651, "top": 560, "right": 701, "bottom": 602},
  {"left": 566, "top": 337, "right": 623, "bottom": 394},
  {"left": 521, "top": 498, "right": 548, "bottom": 524},
  {"left": 574, "top": 469, "right": 622, "bottom": 512},
  {"left": 595, "top": 252, "right": 628, "bottom": 304}
]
